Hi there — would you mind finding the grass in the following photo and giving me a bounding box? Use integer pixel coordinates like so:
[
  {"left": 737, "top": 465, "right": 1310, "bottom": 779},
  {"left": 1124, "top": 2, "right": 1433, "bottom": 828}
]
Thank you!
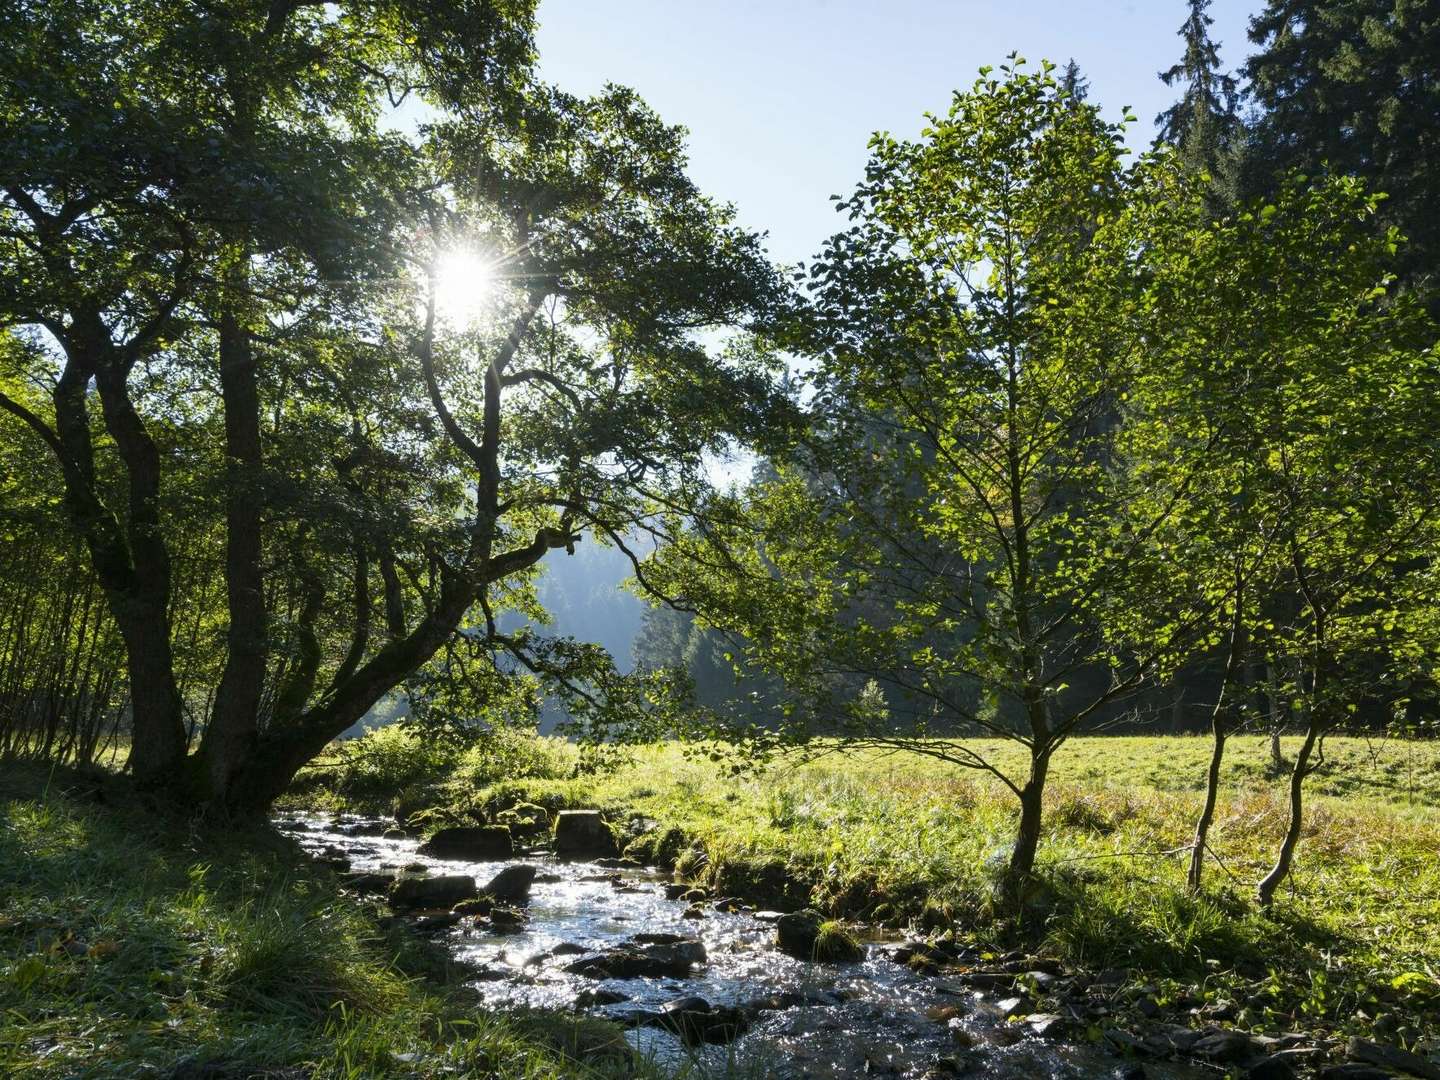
[
  {"left": 0, "top": 763, "right": 769, "bottom": 1080},
  {"left": 288, "top": 730, "right": 1440, "bottom": 1049}
]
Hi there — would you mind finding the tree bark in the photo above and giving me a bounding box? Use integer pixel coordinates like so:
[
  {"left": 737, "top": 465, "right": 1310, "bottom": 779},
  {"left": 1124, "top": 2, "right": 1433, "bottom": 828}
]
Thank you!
[
  {"left": 218, "top": 523, "right": 575, "bottom": 815},
  {"left": 201, "top": 305, "right": 267, "bottom": 795},
  {"left": 1009, "top": 749, "right": 1050, "bottom": 884},
  {"left": 1188, "top": 597, "right": 1247, "bottom": 892},
  {"left": 1255, "top": 717, "right": 1319, "bottom": 907},
  {"left": 94, "top": 360, "right": 189, "bottom": 785}
]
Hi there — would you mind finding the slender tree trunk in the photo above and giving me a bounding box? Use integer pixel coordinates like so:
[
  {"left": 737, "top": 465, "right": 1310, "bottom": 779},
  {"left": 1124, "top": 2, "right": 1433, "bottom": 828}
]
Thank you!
[
  {"left": 201, "top": 304, "right": 267, "bottom": 795},
  {"left": 1257, "top": 629, "right": 1328, "bottom": 908},
  {"left": 1009, "top": 745, "right": 1050, "bottom": 883},
  {"left": 1188, "top": 594, "right": 1247, "bottom": 892},
  {"left": 1256, "top": 718, "right": 1320, "bottom": 907}
]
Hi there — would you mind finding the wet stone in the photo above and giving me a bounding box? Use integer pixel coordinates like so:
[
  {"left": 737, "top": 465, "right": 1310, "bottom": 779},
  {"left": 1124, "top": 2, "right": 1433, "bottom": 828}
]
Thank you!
[
  {"left": 553, "top": 810, "right": 616, "bottom": 858},
  {"left": 390, "top": 874, "right": 477, "bottom": 911},
  {"left": 563, "top": 939, "right": 707, "bottom": 980},
  {"left": 574, "top": 987, "right": 629, "bottom": 1008},
  {"left": 482, "top": 864, "right": 536, "bottom": 903},
  {"left": 418, "top": 826, "right": 513, "bottom": 861}
]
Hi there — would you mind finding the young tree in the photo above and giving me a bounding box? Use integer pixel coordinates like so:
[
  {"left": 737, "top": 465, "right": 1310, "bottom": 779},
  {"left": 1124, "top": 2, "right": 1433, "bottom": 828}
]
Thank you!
[
  {"left": 647, "top": 60, "right": 1229, "bottom": 886},
  {"left": 1108, "top": 159, "right": 1440, "bottom": 893}
]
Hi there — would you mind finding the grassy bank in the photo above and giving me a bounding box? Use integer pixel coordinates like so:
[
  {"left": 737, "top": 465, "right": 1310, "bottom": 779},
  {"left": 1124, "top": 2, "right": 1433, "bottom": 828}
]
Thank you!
[
  {"left": 289, "top": 729, "right": 1440, "bottom": 1050},
  {"left": 0, "top": 763, "right": 683, "bottom": 1080}
]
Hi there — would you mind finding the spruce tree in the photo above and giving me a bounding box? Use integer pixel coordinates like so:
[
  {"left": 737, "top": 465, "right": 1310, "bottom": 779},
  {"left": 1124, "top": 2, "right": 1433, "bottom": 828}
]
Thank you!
[
  {"left": 1156, "top": 0, "right": 1242, "bottom": 208},
  {"left": 1245, "top": 0, "right": 1440, "bottom": 298}
]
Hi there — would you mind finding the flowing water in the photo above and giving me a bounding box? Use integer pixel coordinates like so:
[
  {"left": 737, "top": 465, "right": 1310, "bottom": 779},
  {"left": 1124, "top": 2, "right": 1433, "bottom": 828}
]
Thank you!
[{"left": 276, "top": 814, "right": 1207, "bottom": 1079}]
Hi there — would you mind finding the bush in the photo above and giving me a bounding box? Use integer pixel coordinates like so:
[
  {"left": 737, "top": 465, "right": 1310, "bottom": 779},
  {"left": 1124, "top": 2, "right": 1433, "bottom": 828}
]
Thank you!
[{"left": 455, "top": 729, "right": 578, "bottom": 788}]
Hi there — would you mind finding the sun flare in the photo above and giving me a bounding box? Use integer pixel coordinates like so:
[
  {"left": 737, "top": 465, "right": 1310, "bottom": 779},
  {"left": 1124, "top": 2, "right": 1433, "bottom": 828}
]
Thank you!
[{"left": 433, "top": 248, "right": 496, "bottom": 327}]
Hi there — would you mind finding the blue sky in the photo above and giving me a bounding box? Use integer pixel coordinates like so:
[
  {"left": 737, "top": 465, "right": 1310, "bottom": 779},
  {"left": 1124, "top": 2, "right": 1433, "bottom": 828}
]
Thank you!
[{"left": 535, "top": 0, "right": 1258, "bottom": 268}]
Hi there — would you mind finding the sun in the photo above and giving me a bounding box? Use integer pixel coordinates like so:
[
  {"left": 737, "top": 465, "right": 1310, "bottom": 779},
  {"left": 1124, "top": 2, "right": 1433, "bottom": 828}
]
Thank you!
[{"left": 432, "top": 248, "right": 497, "bottom": 327}]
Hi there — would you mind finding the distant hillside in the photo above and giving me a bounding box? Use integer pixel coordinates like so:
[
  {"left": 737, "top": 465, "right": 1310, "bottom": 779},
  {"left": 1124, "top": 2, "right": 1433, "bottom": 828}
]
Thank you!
[{"left": 535, "top": 540, "right": 647, "bottom": 674}]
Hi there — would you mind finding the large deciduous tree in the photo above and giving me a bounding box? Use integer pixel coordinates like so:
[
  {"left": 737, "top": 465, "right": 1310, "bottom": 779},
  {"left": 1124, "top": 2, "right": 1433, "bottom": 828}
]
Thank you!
[{"left": 0, "top": 0, "right": 786, "bottom": 812}]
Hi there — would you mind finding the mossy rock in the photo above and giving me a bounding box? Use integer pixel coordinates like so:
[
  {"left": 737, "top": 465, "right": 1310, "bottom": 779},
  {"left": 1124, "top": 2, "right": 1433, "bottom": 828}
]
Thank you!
[
  {"left": 708, "top": 856, "right": 807, "bottom": 909},
  {"left": 776, "top": 909, "right": 863, "bottom": 963},
  {"left": 623, "top": 826, "right": 689, "bottom": 868}
]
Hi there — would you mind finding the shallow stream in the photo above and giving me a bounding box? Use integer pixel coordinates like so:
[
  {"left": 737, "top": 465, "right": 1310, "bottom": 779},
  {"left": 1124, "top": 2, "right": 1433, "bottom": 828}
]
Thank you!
[{"left": 276, "top": 814, "right": 1208, "bottom": 1079}]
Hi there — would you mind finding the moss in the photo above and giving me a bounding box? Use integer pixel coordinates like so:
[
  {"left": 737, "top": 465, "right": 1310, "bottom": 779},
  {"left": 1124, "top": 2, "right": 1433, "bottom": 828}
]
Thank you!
[{"left": 813, "top": 920, "right": 864, "bottom": 963}]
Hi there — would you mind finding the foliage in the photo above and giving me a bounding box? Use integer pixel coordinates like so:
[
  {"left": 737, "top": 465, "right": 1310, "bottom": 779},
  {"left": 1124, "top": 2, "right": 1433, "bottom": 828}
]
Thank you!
[{"left": 285, "top": 724, "right": 579, "bottom": 817}]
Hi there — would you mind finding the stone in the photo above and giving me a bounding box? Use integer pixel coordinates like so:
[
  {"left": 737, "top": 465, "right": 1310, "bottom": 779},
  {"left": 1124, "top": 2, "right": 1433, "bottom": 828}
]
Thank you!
[
  {"left": 339, "top": 821, "right": 389, "bottom": 837},
  {"left": 681, "top": 905, "right": 705, "bottom": 919},
  {"left": 952, "top": 970, "right": 1016, "bottom": 991},
  {"left": 340, "top": 871, "right": 395, "bottom": 895},
  {"left": 1026, "top": 1013, "right": 1066, "bottom": 1038},
  {"left": 418, "top": 826, "right": 513, "bottom": 861},
  {"left": 1141, "top": 1024, "right": 1202, "bottom": 1055},
  {"left": 1103, "top": 1028, "right": 1145, "bottom": 1054},
  {"left": 1320, "top": 1068, "right": 1396, "bottom": 1080},
  {"left": 647, "top": 996, "right": 750, "bottom": 1045},
  {"left": 1020, "top": 970, "right": 1061, "bottom": 993},
  {"left": 547, "top": 942, "right": 589, "bottom": 957},
  {"left": 1192, "top": 1030, "right": 1264, "bottom": 1064},
  {"left": 663, "top": 883, "right": 691, "bottom": 900},
  {"left": 1346, "top": 1037, "right": 1440, "bottom": 1080},
  {"left": 1244, "top": 1055, "right": 1298, "bottom": 1080},
  {"left": 390, "top": 874, "right": 477, "bottom": 910},
  {"left": 775, "top": 909, "right": 823, "bottom": 959},
  {"left": 574, "top": 987, "right": 629, "bottom": 1008},
  {"left": 482, "top": 864, "right": 537, "bottom": 903},
  {"left": 487, "top": 906, "right": 528, "bottom": 930},
  {"left": 994, "top": 996, "right": 1031, "bottom": 1019},
  {"left": 563, "top": 940, "right": 707, "bottom": 980},
  {"left": 659, "top": 994, "right": 710, "bottom": 1016},
  {"left": 553, "top": 810, "right": 616, "bottom": 858}
]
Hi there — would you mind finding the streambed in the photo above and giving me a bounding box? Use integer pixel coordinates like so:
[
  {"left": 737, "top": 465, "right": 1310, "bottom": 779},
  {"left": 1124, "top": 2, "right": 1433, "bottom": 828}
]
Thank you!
[{"left": 276, "top": 814, "right": 1210, "bottom": 1079}]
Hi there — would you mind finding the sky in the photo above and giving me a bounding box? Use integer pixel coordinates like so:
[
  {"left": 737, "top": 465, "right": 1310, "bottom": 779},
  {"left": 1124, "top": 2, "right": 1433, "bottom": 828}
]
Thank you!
[{"left": 534, "top": 0, "right": 1259, "bottom": 269}]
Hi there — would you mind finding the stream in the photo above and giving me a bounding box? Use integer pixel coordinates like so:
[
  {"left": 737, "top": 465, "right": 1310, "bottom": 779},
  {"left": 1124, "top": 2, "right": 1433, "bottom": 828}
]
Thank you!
[{"left": 276, "top": 813, "right": 1211, "bottom": 1079}]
